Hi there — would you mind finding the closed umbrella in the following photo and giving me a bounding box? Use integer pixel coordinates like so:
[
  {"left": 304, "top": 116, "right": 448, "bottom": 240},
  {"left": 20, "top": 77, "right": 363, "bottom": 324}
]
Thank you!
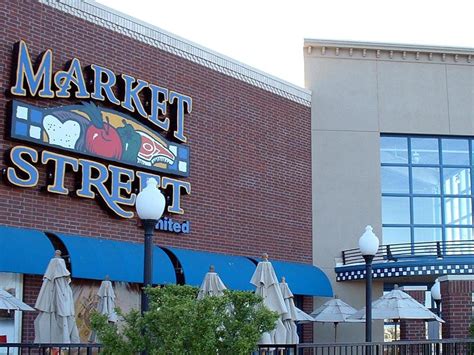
[
  {"left": 349, "top": 287, "right": 444, "bottom": 339},
  {"left": 250, "top": 253, "right": 288, "bottom": 345},
  {"left": 279, "top": 277, "right": 299, "bottom": 344},
  {"left": 96, "top": 278, "right": 118, "bottom": 323},
  {"left": 0, "top": 289, "right": 34, "bottom": 311},
  {"left": 310, "top": 296, "right": 359, "bottom": 342},
  {"left": 197, "top": 265, "right": 227, "bottom": 300},
  {"left": 89, "top": 277, "right": 117, "bottom": 342},
  {"left": 34, "top": 250, "right": 80, "bottom": 343}
]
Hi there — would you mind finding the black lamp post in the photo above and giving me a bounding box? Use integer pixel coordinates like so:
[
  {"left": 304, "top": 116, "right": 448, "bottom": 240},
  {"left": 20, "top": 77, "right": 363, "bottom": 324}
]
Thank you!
[
  {"left": 135, "top": 177, "right": 166, "bottom": 313},
  {"left": 358, "top": 225, "right": 380, "bottom": 343},
  {"left": 431, "top": 280, "right": 442, "bottom": 353}
]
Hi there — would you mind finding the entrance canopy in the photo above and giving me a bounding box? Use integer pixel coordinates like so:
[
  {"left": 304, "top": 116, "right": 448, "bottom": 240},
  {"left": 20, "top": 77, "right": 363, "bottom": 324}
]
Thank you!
[
  {"left": 51, "top": 233, "right": 176, "bottom": 285},
  {"left": 164, "top": 247, "right": 257, "bottom": 291},
  {"left": 0, "top": 226, "right": 332, "bottom": 296},
  {"left": 0, "top": 226, "right": 55, "bottom": 275}
]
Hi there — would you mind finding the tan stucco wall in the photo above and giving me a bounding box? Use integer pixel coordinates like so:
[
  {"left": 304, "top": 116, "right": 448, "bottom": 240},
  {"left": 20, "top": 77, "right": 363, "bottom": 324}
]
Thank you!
[{"left": 304, "top": 41, "right": 474, "bottom": 343}]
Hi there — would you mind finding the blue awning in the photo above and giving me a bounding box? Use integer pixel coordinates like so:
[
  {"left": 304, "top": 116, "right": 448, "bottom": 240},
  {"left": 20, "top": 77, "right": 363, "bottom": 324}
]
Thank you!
[
  {"left": 269, "top": 260, "right": 333, "bottom": 297},
  {"left": 51, "top": 233, "right": 176, "bottom": 285},
  {"left": 164, "top": 247, "right": 256, "bottom": 291},
  {"left": 0, "top": 226, "right": 55, "bottom": 275}
]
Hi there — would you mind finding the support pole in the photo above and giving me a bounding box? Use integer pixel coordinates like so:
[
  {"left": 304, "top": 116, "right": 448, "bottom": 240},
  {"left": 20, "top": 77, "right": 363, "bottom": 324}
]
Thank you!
[{"left": 141, "top": 219, "right": 156, "bottom": 314}]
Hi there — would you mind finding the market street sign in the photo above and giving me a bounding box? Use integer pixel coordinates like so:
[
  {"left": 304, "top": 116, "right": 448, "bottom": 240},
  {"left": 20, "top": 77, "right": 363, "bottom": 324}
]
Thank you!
[{"left": 3, "top": 40, "right": 192, "bottom": 223}]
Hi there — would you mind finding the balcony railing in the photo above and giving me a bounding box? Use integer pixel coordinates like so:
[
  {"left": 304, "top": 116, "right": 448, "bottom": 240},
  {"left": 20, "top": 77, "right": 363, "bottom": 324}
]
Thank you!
[{"left": 341, "top": 240, "right": 474, "bottom": 266}]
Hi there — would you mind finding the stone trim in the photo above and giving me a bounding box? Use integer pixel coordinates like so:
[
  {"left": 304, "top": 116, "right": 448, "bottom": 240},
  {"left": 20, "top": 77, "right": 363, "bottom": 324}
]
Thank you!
[
  {"left": 38, "top": 0, "right": 311, "bottom": 107},
  {"left": 304, "top": 39, "right": 474, "bottom": 65},
  {"left": 399, "top": 286, "right": 427, "bottom": 291},
  {"left": 438, "top": 275, "right": 474, "bottom": 282}
]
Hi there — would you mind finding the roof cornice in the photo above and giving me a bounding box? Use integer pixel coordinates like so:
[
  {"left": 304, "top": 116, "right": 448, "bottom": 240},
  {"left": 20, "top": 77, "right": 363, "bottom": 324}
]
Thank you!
[
  {"left": 304, "top": 39, "right": 474, "bottom": 64},
  {"left": 37, "top": 0, "right": 311, "bottom": 106}
]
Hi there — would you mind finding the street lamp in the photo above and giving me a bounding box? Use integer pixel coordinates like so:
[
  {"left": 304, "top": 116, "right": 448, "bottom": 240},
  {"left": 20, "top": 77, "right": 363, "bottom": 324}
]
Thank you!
[
  {"left": 431, "top": 280, "right": 442, "bottom": 316},
  {"left": 358, "top": 225, "right": 380, "bottom": 343},
  {"left": 431, "top": 280, "right": 442, "bottom": 351},
  {"left": 136, "top": 178, "right": 166, "bottom": 313}
]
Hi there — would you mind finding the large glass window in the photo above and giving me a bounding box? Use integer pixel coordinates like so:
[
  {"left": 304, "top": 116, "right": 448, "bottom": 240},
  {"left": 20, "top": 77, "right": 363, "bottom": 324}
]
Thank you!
[
  {"left": 381, "top": 135, "right": 474, "bottom": 245},
  {"left": 381, "top": 137, "right": 408, "bottom": 164}
]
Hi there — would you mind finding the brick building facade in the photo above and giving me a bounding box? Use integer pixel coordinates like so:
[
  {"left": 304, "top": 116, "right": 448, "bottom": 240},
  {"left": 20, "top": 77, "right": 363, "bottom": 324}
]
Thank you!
[
  {"left": 399, "top": 286, "right": 427, "bottom": 341},
  {"left": 0, "top": 0, "right": 330, "bottom": 343},
  {"left": 440, "top": 276, "right": 474, "bottom": 339}
]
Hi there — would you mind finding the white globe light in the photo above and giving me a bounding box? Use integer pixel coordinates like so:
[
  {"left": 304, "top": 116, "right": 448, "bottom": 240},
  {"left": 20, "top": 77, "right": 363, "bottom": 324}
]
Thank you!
[
  {"left": 358, "top": 225, "right": 380, "bottom": 256},
  {"left": 135, "top": 178, "right": 166, "bottom": 220},
  {"left": 431, "top": 280, "right": 441, "bottom": 301}
]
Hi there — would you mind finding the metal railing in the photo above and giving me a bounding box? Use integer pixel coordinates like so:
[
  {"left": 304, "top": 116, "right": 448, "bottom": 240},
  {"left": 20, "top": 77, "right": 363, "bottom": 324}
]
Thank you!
[
  {"left": 297, "top": 339, "right": 474, "bottom": 355},
  {"left": 0, "top": 343, "right": 102, "bottom": 354},
  {"left": 258, "top": 344, "right": 298, "bottom": 354},
  {"left": 1, "top": 340, "right": 473, "bottom": 354},
  {"left": 341, "top": 240, "right": 474, "bottom": 266}
]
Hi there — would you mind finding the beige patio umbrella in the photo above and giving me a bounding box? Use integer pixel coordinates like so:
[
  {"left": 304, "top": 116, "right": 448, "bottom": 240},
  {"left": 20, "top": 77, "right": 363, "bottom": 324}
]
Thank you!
[
  {"left": 96, "top": 278, "right": 118, "bottom": 323},
  {"left": 197, "top": 265, "right": 227, "bottom": 300},
  {"left": 0, "top": 289, "right": 34, "bottom": 312},
  {"left": 89, "top": 277, "right": 118, "bottom": 342},
  {"left": 348, "top": 287, "right": 444, "bottom": 339},
  {"left": 250, "top": 253, "right": 288, "bottom": 345},
  {"left": 279, "top": 277, "right": 299, "bottom": 344},
  {"left": 34, "top": 250, "right": 80, "bottom": 343},
  {"left": 310, "top": 296, "right": 359, "bottom": 342},
  {"left": 295, "top": 307, "right": 314, "bottom": 323}
]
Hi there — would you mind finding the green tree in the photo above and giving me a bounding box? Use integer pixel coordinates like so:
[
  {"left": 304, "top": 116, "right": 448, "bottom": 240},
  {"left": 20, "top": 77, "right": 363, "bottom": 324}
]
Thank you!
[{"left": 91, "top": 284, "right": 278, "bottom": 355}]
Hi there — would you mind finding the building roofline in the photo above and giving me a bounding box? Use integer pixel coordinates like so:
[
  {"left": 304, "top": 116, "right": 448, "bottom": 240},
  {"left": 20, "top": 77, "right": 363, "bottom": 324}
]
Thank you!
[
  {"left": 38, "top": 0, "right": 311, "bottom": 106},
  {"left": 304, "top": 38, "right": 474, "bottom": 55}
]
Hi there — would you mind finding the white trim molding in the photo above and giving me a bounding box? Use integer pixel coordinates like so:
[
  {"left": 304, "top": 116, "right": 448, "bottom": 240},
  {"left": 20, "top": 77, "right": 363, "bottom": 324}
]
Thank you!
[
  {"left": 438, "top": 275, "right": 474, "bottom": 282},
  {"left": 38, "top": 0, "right": 311, "bottom": 107},
  {"left": 304, "top": 39, "right": 474, "bottom": 65},
  {"left": 399, "top": 286, "right": 427, "bottom": 292}
]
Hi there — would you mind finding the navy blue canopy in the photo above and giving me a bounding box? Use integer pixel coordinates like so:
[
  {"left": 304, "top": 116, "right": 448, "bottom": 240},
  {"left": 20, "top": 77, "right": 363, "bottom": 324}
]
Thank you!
[
  {"left": 52, "top": 233, "right": 176, "bottom": 285},
  {"left": 0, "top": 225, "right": 55, "bottom": 275},
  {"left": 164, "top": 247, "right": 257, "bottom": 291}
]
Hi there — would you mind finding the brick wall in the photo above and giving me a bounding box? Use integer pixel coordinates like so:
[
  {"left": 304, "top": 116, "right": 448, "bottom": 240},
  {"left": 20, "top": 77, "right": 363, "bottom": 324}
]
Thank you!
[
  {"left": 1, "top": 0, "right": 313, "bottom": 342},
  {"left": 301, "top": 296, "right": 314, "bottom": 343},
  {"left": 0, "top": 0, "right": 312, "bottom": 262},
  {"left": 440, "top": 277, "right": 474, "bottom": 339},
  {"left": 399, "top": 287, "right": 426, "bottom": 340},
  {"left": 21, "top": 275, "right": 42, "bottom": 342}
]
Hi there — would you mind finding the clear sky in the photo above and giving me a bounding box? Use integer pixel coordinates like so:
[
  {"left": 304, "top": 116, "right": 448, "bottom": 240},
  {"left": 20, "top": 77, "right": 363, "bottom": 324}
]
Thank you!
[{"left": 97, "top": 0, "right": 474, "bottom": 87}]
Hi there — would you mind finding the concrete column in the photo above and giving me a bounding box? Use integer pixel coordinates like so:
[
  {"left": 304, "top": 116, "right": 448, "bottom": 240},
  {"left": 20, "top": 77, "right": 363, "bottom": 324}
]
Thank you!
[
  {"left": 439, "top": 275, "right": 474, "bottom": 339},
  {"left": 399, "top": 286, "right": 427, "bottom": 340}
]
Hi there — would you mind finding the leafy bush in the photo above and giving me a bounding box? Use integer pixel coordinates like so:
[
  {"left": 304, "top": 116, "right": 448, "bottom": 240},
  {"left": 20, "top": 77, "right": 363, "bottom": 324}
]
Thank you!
[{"left": 91, "top": 284, "right": 278, "bottom": 355}]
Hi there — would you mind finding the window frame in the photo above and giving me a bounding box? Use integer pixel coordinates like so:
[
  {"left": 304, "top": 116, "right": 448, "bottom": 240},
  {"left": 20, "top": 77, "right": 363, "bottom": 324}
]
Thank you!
[{"left": 381, "top": 134, "right": 474, "bottom": 246}]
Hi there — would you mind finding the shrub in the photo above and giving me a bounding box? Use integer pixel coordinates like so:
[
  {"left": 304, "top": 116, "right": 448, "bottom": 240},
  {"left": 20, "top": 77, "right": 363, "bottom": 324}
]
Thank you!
[{"left": 91, "top": 284, "right": 278, "bottom": 355}]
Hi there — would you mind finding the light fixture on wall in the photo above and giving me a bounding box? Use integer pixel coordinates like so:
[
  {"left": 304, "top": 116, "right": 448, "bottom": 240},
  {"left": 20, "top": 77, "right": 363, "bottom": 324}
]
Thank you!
[{"left": 412, "top": 151, "right": 420, "bottom": 164}]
